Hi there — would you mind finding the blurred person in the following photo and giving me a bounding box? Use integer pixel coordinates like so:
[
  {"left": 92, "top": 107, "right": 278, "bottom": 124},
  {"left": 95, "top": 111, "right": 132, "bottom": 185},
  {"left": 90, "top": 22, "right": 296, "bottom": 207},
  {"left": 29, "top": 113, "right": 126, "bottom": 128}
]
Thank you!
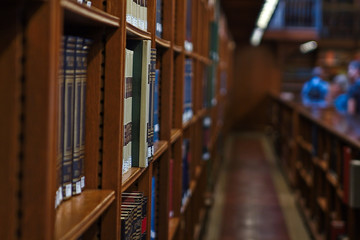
[
  {"left": 301, "top": 66, "right": 330, "bottom": 108},
  {"left": 331, "top": 74, "right": 349, "bottom": 113},
  {"left": 346, "top": 60, "right": 360, "bottom": 115}
]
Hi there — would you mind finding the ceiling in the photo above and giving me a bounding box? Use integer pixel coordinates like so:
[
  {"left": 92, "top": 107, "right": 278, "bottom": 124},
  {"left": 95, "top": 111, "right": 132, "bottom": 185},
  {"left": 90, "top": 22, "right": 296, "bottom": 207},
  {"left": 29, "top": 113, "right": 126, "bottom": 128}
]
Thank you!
[{"left": 220, "top": 0, "right": 263, "bottom": 44}]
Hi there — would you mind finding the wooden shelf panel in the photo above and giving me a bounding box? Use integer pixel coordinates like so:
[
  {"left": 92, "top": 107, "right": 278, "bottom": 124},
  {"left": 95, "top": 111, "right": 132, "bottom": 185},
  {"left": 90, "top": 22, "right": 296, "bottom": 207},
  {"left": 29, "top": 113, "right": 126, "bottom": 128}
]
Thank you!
[
  {"left": 313, "top": 157, "right": 328, "bottom": 172},
  {"left": 326, "top": 172, "right": 338, "bottom": 188},
  {"left": 173, "top": 44, "right": 183, "bottom": 53},
  {"left": 170, "top": 129, "right": 182, "bottom": 144},
  {"left": 317, "top": 197, "right": 328, "bottom": 213},
  {"left": 153, "top": 140, "right": 168, "bottom": 161},
  {"left": 55, "top": 190, "right": 115, "bottom": 240},
  {"left": 61, "top": 0, "right": 119, "bottom": 28},
  {"left": 297, "top": 136, "right": 312, "bottom": 154},
  {"left": 121, "top": 167, "right": 146, "bottom": 193},
  {"left": 300, "top": 169, "right": 313, "bottom": 187},
  {"left": 168, "top": 217, "right": 180, "bottom": 240},
  {"left": 155, "top": 37, "right": 171, "bottom": 49},
  {"left": 126, "top": 23, "right": 151, "bottom": 40}
]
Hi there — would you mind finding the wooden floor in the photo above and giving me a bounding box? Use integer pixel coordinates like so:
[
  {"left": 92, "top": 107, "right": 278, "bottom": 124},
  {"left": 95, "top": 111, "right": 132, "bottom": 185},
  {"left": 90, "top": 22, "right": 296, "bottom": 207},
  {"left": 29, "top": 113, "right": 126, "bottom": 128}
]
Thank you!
[{"left": 204, "top": 133, "right": 310, "bottom": 240}]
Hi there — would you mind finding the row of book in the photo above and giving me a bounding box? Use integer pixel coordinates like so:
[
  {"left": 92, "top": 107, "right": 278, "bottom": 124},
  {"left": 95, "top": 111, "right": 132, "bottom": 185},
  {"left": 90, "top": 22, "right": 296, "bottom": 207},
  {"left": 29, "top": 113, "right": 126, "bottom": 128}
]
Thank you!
[
  {"left": 121, "top": 192, "right": 148, "bottom": 240},
  {"left": 184, "top": 0, "right": 193, "bottom": 52},
  {"left": 126, "top": 0, "right": 148, "bottom": 31},
  {"left": 123, "top": 40, "right": 159, "bottom": 174},
  {"left": 183, "top": 59, "right": 193, "bottom": 123},
  {"left": 56, "top": 35, "right": 92, "bottom": 208},
  {"left": 155, "top": 0, "right": 163, "bottom": 37},
  {"left": 181, "top": 139, "right": 191, "bottom": 211}
]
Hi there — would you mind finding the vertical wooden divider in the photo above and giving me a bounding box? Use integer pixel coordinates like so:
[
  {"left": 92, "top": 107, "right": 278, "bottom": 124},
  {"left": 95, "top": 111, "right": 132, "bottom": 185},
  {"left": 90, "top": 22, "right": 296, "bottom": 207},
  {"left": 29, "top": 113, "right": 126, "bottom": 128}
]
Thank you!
[
  {"left": 0, "top": 4, "right": 22, "bottom": 240},
  {"left": 22, "top": 1, "right": 60, "bottom": 239},
  {"left": 101, "top": 0, "right": 125, "bottom": 238}
]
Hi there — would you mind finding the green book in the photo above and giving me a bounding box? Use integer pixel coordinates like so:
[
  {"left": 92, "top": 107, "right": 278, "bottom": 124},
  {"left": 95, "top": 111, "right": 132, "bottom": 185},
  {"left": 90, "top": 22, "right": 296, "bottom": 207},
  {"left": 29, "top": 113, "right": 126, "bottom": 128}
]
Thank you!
[{"left": 130, "top": 40, "right": 150, "bottom": 168}]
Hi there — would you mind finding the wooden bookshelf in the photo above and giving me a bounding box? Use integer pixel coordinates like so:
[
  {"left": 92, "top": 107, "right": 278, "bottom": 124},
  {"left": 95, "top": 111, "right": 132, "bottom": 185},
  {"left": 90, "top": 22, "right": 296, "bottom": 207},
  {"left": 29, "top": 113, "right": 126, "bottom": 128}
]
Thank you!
[
  {"left": 54, "top": 190, "right": 115, "bottom": 240},
  {"left": 0, "top": 0, "right": 234, "bottom": 239},
  {"left": 270, "top": 94, "right": 360, "bottom": 240}
]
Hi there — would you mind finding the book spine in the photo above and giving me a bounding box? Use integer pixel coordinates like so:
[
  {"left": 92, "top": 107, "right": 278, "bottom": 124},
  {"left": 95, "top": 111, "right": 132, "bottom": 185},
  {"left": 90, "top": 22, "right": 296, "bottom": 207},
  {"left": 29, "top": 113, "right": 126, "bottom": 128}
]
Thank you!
[
  {"left": 62, "top": 35, "right": 76, "bottom": 200},
  {"left": 148, "top": 48, "right": 156, "bottom": 160},
  {"left": 150, "top": 176, "right": 156, "bottom": 240},
  {"left": 72, "top": 37, "right": 83, "bottom": 196},
  {"left": 131, "top": 42, "right": 142, "bottom": 168},
  {"left": 154, "top": 69, "right": 160, "bottom": 143},
  {"left": 144, "top": 0, "right": 148, "bottom": 31},
  {"left": 140, "top": 40, "right": 150, "bottom": 167},
  {"left": 169, "top": 158, "right": 174, "bottom": 218},
  {"left": 141, "top": 196, "right": 148, "bottom": 240},
  {"left": 123, "top": 49, "right": 129, "bottom": 174},
  {"left": 350, "top": 160, "right": 360, "bottom": 208},
  {"left": 56, "top": 36, "right": 65, "bottom": 208},
  {"left": 126, "top": 0, "right": 132, "bottom": 23},
  {"left": 79, "top": 38, "right": 92, "bottom": 190}
]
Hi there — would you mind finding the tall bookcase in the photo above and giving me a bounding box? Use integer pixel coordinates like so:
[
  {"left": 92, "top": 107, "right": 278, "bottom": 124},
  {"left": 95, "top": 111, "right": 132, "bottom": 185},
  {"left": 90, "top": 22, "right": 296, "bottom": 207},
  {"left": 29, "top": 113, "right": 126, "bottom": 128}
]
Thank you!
[{"left": 1, "top": 0, "right": 234, "bottom": 239}]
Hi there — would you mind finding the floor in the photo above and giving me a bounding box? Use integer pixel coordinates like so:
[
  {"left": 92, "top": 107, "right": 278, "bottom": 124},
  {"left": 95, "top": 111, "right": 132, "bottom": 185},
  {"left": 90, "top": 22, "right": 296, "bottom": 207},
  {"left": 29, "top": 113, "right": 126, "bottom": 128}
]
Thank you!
[{"left": 204, "top": 133, "right": 311, "bottom": 240}]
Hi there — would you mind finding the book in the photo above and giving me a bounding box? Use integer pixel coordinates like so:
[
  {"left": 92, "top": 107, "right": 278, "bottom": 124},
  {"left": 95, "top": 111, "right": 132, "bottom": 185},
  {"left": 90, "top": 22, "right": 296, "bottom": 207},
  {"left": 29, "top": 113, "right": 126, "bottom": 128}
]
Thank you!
[
  {"left": 183, "top": 58, "right": 193, "bottom": 123},
  {"left": 148, "top": 48, "right": 156, "bottom": 161},
  {"left": 156, "top": 0, "right": 162, "bottom": 37},
  {"left": 181, "top": 139, "right": 191, "bottom": 209},
  {"left": 62, "top": 35, "right": 76, "bottom": 200},
  {"left": 350, "top": 160, "right": 360, "bottom": 208},
  {"left": 150, "top": 176, "right": 156, "bottom": 240},
  {"left": 169, "top": 158, "right": 174, "bottom": 218},
  {"left": 72, "top": 36, "right": 84, "bottom": 196},
  {"left": 79, "top": 38, "right": 92, "bottom": 190},
  {"left": 153, "top": 69, "right": 160, "bottom": 143},
  {"left": 202, "top": 117, "right": 211, "bottom": 160},
  {"left": 56, "top": 36, "right": 65, "bottom": 208},
  {"left": 123, "top": 49, "right": 134, "bottom": 174},
  {"left": 184, "top": 0, "right": 193, "bottom": 51},
  {"left": 130, "top": 40, "right": 151, "bottom": 168}
]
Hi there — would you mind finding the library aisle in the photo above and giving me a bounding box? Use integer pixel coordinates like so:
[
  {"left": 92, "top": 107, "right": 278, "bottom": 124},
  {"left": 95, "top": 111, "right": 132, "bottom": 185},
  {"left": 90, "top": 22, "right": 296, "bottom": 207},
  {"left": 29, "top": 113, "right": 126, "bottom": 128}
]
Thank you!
[{"left": 204, "top": 133, "right": 311, "bottom": 240}]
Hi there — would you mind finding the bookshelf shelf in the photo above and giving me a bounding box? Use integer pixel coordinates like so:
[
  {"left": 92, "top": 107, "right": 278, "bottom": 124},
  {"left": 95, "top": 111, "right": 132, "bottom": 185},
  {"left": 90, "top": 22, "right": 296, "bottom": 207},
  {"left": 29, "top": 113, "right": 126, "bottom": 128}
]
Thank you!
[
  {"left": 170, "top": 129, "right": 182, "bottom": 144},
  {"left": 155, "top": 36, "right": 171, "bottom": 48},
  {"left": 126, "top": 23, "right": 152, "bottom": 40},
  {"left": 54, "top": 190, "right": 115, "bottom": 240},
  {"left": 61, "top": 0, "right": 120, "bottom": 28},
  {"left": 326, "top": 172, "right": 338, "bottom": 188},
  {"left": 173, "top": 44, "right": 183, "bottom": 53},
  {"left": 153, "top": 140, "right": 168, "bottom": 161},
  {"left": 121, "top": 167, "right": 147, "bottom": 193},
  {"left": 168, "top": 217, "right": 180, "bottom": 240},
  {"left": 317, "top": 197, "right": 328, "bottom": 213}
]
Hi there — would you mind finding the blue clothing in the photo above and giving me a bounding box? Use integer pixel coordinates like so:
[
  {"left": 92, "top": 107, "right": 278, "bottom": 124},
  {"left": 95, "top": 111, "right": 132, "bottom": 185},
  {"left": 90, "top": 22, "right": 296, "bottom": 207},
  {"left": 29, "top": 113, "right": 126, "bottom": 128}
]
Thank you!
[
  {"left": 334, "top": 93, "right": 348, "bottom": 113},
  {"left": 347, "top": 79, "right": 360, "bottom": 114},
  {"left": 301, "top": 77, "right": 329, "bottom": 107}
]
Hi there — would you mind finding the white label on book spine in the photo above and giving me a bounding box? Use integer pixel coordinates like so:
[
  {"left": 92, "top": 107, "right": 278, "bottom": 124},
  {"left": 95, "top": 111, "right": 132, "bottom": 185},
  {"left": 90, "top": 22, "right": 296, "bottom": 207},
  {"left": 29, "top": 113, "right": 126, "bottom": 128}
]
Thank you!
[
  {"left": 86, "top": 1, "right": 92, "bottom": 7},
  {"left": 154, "top": 124, "right": 159, "bottom": 133},
  {"left": 148, "top": 147, "right": 152, "bottom": 158},
  {"left": 76, "top": 182, "right": 81, "bottom": 194},
  {"left": 81, "top": 176, "right": 85, "bottom": 188},
  {"left": 151, "top": 231, "right": 156, "bottom": 239},
  {"left": 77, "top": 0, "right": 83, "bottom": 3},
  {"left": 152, "top": 145, "right": 154, "bottom": 155},
  {"left": 126, "top": 15, "right": 132, "bottom": 23},
  {"left": 65, "top": 184, "right": 72, "bottom": 198},
  {"left": 59, "top": 186, "right": 63, "bottom": 202}
]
